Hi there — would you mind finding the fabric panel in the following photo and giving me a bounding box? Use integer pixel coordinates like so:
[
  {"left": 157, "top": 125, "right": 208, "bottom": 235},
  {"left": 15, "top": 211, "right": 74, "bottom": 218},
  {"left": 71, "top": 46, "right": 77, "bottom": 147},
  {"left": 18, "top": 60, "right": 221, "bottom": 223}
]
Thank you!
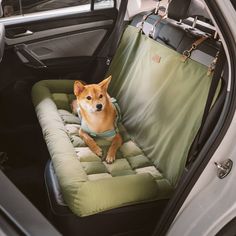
[{"left": 108, "top": 26, "right": 212, "bottom": 186}]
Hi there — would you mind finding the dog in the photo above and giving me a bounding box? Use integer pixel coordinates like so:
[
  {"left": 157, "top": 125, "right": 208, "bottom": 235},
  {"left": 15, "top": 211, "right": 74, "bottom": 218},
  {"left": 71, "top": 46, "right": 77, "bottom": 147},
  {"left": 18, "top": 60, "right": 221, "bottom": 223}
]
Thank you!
[{"left": 73, "top": 75, "right": 122, "bottom": 164}]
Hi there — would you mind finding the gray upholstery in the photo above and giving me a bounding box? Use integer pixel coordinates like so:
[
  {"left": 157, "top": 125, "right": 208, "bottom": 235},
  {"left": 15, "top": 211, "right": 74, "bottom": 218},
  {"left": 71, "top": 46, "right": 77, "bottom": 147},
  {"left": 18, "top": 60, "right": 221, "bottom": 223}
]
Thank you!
[{"left": 131, "top": 14, "right": 218, "bottom": 67}]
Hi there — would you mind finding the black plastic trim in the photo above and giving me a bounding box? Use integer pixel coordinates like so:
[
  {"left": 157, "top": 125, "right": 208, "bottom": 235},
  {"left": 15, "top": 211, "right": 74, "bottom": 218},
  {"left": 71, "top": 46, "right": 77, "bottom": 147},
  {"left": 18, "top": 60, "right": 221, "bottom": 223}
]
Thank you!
[{"left": 0, "top": 170, "right": 61, "bottom": 236}]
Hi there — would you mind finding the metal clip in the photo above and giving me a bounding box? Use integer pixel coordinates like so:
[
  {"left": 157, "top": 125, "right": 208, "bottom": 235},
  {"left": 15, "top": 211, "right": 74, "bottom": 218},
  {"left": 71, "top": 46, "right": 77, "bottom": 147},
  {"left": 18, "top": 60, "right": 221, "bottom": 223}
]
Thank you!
[
  {"left": 181, "top": 36, "right": 207, "bottom": 62},
  {"left": 207, "top": 51, "right": 219, "bottom": 76}
]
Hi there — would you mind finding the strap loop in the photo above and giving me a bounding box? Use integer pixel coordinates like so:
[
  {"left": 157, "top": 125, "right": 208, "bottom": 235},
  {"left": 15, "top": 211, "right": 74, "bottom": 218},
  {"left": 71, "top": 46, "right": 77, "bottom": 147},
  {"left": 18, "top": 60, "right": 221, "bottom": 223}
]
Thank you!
[
  {"left": 149, "top": 12, "right": 167, "bottom": 38},
  {"left": 139, "top": 11, "right": 155, "bottom": 33}
]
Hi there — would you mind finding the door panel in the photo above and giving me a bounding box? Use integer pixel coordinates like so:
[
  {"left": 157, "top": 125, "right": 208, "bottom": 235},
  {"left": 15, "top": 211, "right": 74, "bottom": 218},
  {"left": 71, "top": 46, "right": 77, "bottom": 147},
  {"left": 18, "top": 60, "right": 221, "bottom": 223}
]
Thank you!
[
  {"left": 2, "top": 7, "right": 117, "bottom": 75},
  {"left": 5, "top": 19, "right": 113, "bottom": 45},
  {"left": 28, "top": 29, "right": 107, "bottom": 59}
]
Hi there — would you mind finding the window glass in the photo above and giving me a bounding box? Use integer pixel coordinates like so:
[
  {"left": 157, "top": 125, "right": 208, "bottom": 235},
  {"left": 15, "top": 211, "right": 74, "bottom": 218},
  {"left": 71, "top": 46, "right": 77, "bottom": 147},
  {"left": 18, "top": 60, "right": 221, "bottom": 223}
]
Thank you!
[
  {"left": 1, "top": 0, "right": 116, "bottom": 18},
  {"left": 21, "top": 0, "right": 91, "bottom": 15},
  {"left": 2, "top": 0, "right": 21, "bottom": 17},
  {"left": 1, "top": 0, "right": 114, "bottom": 18}
]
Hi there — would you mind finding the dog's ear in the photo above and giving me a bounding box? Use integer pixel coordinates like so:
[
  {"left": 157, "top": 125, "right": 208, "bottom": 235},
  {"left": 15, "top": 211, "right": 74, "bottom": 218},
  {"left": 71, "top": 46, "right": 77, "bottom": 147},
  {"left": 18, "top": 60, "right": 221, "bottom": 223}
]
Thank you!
[
  {"left": 74, "top": 80, "right": 85, "bottom": 96},
  {"left": 99, "top": 75, "right": 112, "bottom": 91}
]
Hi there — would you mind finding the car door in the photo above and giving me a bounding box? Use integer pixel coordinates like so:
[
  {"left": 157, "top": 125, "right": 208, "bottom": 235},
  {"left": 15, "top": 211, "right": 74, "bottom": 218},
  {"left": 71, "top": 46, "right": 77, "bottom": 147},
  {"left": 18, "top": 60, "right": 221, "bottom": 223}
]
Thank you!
[{"left": 0, "top": 0, "right": 117, "bottom": 84}]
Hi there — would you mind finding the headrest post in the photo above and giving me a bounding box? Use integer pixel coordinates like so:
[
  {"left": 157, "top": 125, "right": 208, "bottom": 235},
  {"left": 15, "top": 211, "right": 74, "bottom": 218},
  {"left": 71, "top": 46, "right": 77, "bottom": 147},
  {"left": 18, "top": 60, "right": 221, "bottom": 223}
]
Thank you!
[
  {"left": 165, "top": 2, "right": 170, "bottom": 15},
  {"left": 192, "top": 16, "right": 198, "bottom": 29},
  {"left": 154, "top": 1, "right": 161, "bottom": 15}
]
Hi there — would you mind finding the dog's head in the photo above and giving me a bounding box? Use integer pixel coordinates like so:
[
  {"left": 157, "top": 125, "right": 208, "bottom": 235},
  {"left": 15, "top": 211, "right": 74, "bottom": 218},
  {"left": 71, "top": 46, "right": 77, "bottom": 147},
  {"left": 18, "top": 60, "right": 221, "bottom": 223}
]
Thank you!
[{"left": 74, "top": 76, "right": 111, "bottom": 113}]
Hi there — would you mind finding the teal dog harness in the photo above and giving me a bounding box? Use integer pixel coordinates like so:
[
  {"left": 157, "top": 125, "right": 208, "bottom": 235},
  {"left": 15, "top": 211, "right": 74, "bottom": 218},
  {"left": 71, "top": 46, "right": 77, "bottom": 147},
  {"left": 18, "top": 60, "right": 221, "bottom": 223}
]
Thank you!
[{"left": 77, "top": 98, "right": 121, "bottom": 138}]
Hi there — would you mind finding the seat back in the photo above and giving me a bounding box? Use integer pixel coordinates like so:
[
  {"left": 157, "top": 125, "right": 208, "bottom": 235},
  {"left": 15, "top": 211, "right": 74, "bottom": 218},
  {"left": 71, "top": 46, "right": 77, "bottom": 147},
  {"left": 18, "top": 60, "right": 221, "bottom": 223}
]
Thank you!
[{"left": 107, "top": 26, "right": 213, "bottom": 186}]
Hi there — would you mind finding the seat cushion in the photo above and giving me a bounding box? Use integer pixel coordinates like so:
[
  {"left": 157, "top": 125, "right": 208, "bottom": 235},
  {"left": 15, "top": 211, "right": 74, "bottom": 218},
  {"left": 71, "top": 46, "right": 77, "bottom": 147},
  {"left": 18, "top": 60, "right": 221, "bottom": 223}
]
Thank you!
[{"left": 32, "top": 80, "right": 173, "bottom": 217}]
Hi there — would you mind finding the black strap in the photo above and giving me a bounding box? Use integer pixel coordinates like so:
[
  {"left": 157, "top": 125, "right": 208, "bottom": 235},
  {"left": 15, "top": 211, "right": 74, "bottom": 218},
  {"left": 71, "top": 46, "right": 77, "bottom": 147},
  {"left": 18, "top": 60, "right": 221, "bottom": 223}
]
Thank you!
[
  {"left": 90, "top": 0, "right": 128, "bottom": 83},
  {"left": 187, "top": 47, "right": 226, "bottom": 165},
  {"left": 99, "top": 0, "right": 128, "bottom": 62}
]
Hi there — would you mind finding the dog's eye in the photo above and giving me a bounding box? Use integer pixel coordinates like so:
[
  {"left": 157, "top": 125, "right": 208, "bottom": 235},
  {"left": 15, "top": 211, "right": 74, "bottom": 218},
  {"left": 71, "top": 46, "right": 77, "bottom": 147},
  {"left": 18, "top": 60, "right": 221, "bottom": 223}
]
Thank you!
[
  {"left": 99, "top": 94, "right": 103, "bottom": 99},
  {"left": 86, "top": 96, "right": 92, "bottom": 100}
]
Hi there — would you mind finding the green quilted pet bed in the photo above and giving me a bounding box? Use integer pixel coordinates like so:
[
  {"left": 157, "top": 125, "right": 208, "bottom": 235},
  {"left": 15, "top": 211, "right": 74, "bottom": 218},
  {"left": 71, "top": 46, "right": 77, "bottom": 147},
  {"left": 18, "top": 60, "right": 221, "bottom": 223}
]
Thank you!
[{"left": 32, "top": 26, "right": 213, "bottom": 217}]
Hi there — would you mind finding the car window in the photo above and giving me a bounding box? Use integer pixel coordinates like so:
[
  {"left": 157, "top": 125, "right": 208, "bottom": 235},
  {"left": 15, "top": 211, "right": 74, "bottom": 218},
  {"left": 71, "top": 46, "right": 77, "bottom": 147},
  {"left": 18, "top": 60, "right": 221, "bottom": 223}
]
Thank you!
[{"left": 1, "top": 0, "right": 114, "bottom": 18}]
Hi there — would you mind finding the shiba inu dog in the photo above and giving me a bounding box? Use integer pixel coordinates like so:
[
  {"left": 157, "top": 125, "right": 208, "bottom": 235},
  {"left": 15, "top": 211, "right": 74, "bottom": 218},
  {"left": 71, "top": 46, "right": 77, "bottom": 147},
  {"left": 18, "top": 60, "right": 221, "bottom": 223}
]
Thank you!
[{"left": 73, "top": 76, "right": 122, "bottom": 164}]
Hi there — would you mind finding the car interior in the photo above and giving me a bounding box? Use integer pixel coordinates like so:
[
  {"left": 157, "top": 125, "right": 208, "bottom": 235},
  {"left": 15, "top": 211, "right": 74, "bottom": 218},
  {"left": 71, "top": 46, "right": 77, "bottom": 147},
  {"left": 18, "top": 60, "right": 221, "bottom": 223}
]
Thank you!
[{"left": 0, "top": 0, "right": 228, "bottom": 235}]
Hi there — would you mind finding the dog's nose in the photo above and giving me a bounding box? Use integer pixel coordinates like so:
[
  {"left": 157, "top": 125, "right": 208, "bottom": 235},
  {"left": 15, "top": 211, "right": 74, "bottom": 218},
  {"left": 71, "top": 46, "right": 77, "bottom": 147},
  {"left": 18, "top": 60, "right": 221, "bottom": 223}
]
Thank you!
[{"left": 96, "top": 104, "right": 103, "bottom": 110}]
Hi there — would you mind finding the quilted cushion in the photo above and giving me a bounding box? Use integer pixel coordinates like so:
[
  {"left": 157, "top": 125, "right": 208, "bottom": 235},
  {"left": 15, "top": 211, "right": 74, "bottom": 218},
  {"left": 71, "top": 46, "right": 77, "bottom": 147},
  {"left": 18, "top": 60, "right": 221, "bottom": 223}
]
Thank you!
[
  {"left": 32, "top": 80, "right": 173, "bottom": 217},
  {"left": 62, "top": 109, "right": 163, "bottom": 179}
]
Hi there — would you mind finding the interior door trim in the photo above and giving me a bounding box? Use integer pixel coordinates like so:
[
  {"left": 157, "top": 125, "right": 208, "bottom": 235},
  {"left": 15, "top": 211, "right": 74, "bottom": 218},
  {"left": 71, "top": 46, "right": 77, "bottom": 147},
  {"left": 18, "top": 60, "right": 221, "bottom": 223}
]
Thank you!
[{"left": 6, "top": 19, "right": 113, "bottom": 45}]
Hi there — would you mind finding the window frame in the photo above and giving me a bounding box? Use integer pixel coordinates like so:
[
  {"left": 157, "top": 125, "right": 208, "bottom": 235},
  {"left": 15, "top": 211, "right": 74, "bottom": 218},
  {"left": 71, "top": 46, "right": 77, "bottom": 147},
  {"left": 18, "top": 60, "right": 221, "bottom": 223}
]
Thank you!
[{"left": 0, "top": 0, "right": 116, "bottom": 25}]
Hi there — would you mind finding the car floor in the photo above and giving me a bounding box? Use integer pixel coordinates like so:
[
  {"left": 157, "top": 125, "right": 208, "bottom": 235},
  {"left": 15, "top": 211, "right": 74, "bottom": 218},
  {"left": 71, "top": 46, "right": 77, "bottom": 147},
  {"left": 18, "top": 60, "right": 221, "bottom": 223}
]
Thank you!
[
  {"left": 0, "top": 72, "right": 51, "bottom": 218},
  {"left": 0, "top": 49, "right": 81, "bottom": 221}
]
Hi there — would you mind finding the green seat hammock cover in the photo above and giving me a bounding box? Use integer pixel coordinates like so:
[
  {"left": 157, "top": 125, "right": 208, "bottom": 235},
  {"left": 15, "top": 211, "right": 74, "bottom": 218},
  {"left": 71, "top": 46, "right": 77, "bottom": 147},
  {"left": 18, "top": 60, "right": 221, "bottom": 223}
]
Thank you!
[{"left": 32, "top": 25, "right": 213, "bottom": 217}]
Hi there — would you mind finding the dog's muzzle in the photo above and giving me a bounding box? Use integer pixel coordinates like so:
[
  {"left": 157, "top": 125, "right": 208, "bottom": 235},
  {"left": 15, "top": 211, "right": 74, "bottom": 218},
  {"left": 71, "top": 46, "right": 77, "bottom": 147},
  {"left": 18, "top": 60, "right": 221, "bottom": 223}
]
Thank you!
[{"left": 96, "top": 103, "right": 103, "bottom": 111}]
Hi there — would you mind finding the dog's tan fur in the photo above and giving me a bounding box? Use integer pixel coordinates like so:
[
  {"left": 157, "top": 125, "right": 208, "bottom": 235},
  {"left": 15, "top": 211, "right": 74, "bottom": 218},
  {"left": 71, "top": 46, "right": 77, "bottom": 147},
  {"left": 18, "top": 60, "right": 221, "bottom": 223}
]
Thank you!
[{"left": 73, "top": 76, "right": 122, "bottom": 163}]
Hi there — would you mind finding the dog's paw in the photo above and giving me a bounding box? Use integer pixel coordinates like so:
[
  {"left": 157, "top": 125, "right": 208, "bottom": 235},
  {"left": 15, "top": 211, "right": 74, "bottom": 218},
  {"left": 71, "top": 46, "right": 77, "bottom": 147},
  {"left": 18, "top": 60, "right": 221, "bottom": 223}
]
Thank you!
[
  {"left": 105, "top": 155, "right": 115, "bottom": 164},
  {"left": 92, "top": 146, "right": 103, "bottom": 157}
]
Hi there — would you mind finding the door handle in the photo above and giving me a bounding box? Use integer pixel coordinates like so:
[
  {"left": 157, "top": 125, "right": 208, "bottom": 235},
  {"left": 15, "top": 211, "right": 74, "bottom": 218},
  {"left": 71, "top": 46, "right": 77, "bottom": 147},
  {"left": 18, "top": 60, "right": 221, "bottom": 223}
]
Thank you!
[
  {"left": 14, "top": 44, "right": 47, "bottom": 69},
  {"left": 13, "top": 30, "right": 34, "bottom": 38}
]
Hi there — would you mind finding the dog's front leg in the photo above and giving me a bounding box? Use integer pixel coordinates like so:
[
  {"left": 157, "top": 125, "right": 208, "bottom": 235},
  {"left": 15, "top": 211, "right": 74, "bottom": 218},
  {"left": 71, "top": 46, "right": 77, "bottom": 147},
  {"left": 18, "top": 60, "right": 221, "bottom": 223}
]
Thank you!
[
  {"left": 79, "top": 129, "right": 103, "bottom": 157},
  {"left": 106, "top": 133, "right": 122, "bottom": 164}
]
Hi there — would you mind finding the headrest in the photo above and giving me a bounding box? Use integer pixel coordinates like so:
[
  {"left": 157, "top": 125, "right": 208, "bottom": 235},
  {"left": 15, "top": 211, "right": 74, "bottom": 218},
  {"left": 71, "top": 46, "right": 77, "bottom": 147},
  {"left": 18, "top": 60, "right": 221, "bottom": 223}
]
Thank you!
[
  {"left": 168, "top": 0, "right": 210, "bottom": 20},
  {"left": 0, "top": 24, "right": 5, "bottom": 62}
]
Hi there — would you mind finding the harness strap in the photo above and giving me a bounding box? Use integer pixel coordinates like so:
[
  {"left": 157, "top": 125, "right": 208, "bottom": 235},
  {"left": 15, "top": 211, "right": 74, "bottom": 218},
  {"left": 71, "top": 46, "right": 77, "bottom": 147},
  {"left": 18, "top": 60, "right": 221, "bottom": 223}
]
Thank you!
[
  {"left": 102, "top": 0, "right": 128, "bottom": 64},
  {"left": 78, "top": 98, "right": 121, "bottom": 138}
]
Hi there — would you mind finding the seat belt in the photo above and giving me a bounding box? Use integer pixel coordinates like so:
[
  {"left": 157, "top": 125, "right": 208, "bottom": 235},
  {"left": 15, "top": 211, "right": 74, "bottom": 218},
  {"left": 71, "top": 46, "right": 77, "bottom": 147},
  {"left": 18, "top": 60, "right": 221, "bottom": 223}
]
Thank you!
[
  {"left": 91, "top": 0, "right": 128, "bottom": 82},
  {"left": 104, "top": 0, "right": 128, "bottom": 65},
  {"left": 187, "top": 47, "right": 226, "bottom": 166}
]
